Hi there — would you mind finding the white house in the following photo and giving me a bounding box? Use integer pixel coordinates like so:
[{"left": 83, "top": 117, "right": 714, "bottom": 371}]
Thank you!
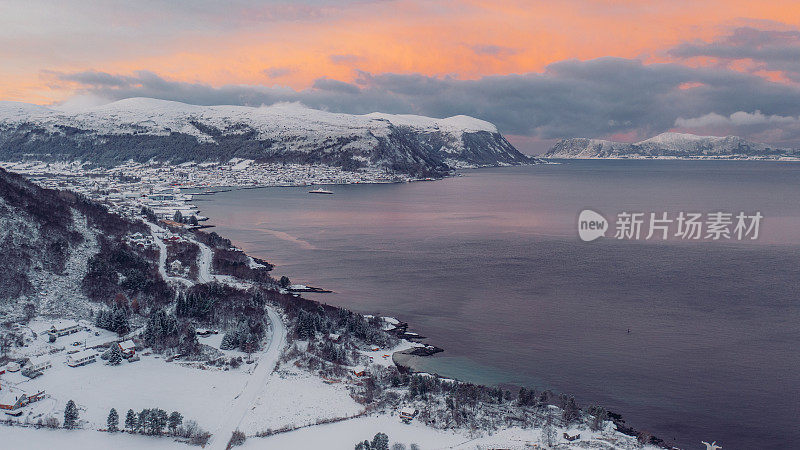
[
  {"left": 47, "top": 320, "right": 82, "bottom": 338},
  {"left": 27, "top": 358, "right": 52, "bottom": 372},
  {"left": 66, "top": 350, "right": 96, "bottom": 367}
]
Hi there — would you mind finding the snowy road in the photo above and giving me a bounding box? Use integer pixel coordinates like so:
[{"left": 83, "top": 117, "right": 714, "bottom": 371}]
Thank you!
[
  {"left": 145, "top": 221, "right": 193, "bottom": 287},
  {"left": 206, "top": 306, "right": 287, "bottom": 450},
  {"left": 196, "top": 238, "right": 215, "bottom": 283}
]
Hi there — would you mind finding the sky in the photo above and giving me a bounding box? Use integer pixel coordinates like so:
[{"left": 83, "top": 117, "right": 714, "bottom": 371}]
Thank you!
[{"left": 4, "top": 1, "right": 800, "bottom": 153}]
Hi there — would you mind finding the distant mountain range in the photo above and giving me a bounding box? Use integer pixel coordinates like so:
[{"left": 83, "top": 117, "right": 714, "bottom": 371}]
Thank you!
[
  {"left": 545, "top": 132, "right": 800, "bottom": 159},
  {"left": 0, "top": 98, "right": 535, "bottom": 177}
]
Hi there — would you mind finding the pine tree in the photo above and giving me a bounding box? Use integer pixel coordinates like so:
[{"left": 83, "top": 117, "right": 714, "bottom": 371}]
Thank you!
[
  {"left": 63, "top": 400, "right": 78, "bottom": 429},
  {"left": 151, "top": 409, "right": 168, "bottom": 435},
  {"left": 371, "top": 433, "right": 389, "bottom": 450},
  {"left": 173, "top": 210, "right": 183, "bottom": 223},
  {"left": 220, "top": 331, "right": 239, "bottom": 350},
  {"left": 107, "top": 408, "right": 119, "bottom": 432},
  {"left": 138, "top": 409, "right": 151, "bottom": 434},
  {"left": 168, "top": 411, "right": 183, "bottom": 433},
  {"left": 125, "top": 409, "right": 137, "bottom": 431},
  {"left": 111, "top": 306, "right": 130, "bottom": 336},
  {"left": 108, "top": 344, "right": 123, "bottom": 365}
]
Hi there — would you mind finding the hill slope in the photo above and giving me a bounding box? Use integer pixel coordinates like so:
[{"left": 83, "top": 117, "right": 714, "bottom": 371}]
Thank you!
[
  {"left": 0, "top": 99, "right": 534, "bottom": 177},
  {"left": 0, "top": 167, "right": 168, "bottom": 318},
  {"left": 545, "top": 132, "right": 799, "bottom": 159}
]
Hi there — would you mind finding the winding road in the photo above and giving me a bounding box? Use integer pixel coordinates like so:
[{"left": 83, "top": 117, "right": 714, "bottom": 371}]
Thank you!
[
  {"left": 206, "top": 306, "right": 287, "bottom": 450},
  {"left": 146, "top": 221, "right": 286, "bottom": 448}
]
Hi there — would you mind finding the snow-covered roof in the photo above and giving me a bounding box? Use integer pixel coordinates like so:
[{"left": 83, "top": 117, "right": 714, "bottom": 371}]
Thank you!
[
  {"left": 118, "top": 340, "right": 136, "bottom": 350},
  {"left": 67, "top": 350, "right": 96, "bottom": 360},
  {"left": 49, "top": 319, "right": 79, "bottom": 330},
  {"left": 399, "top": 406, "right": 416, "bottom": 415},
  {"left": 0, "top": 390, "right": 25, "bottom": 406}
]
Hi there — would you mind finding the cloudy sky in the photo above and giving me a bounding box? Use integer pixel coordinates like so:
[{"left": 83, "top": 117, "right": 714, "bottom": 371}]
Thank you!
[{"left": 4, "top": 0, "right": 800, "bottom": 152}]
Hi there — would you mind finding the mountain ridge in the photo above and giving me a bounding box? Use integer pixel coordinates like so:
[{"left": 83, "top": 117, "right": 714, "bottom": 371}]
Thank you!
[
  {"left": 545, "top": 132, "right": 800, "bottom": 159},
  {"left": 0, "top": 98, "right": 534, "bottom": 177}
]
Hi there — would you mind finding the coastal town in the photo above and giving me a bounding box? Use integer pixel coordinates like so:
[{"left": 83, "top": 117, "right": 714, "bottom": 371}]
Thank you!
[{"left": 0, "top": 158, "right": 418, "bottom": 223}]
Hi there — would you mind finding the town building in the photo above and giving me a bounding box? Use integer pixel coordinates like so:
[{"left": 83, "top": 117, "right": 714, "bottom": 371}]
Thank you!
[
  {"left": 66, "top": 350, "right": 97, "bottom": 367},
  {"left": 47, "top": 320, "right": 82, "bottom": 338}
]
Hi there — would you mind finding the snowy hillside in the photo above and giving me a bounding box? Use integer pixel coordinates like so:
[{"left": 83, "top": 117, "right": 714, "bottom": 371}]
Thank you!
[
  {"left": 0, "top": 167, "right": 167, "bottom": 318},
  {"left": 0, "top": 99, "right": 534, "bottom": 177},
  {"left": 545, "top": 132, "right": 799, "bottom": 159}
]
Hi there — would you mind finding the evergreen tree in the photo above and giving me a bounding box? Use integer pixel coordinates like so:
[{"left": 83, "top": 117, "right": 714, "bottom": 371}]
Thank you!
[
  {"left": 151, "top": 409, "right": 168, "bottom": 435},
  {"left": 63, "top": 400, "right": 78, "bottom": 429},
  {"left": 168, "top": 411, "right": 183, "bottom": 433},
  {"left": 125, "top": 409, "right": 137, "bottom": 430},
  {"left": 138, "top": 409, "right": 151, "bottom": 434},
  {"left": 107, "top": 408, "right": 119, "bottom": 432},
  {"left": 279, "top": 276, "right": 291, "bottom": 288},
  {"left": 371, "top": 433, "right": 389, "bottom": 450},
  {"left": 108, "top": 343, "right": 123, "bottom": 365},
  {"left": 220, "top": 331, "right": 239, "bottom": 350},
  {"left": 111, "top": 306, "right": 130, "bottom": 335},
  {"left": 173, "top": 210, "right": 183, "bottom": 223}
]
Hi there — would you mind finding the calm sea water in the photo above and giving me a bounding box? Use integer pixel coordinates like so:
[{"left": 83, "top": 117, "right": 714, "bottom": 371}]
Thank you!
[{"left": 198, "top": 160, "right": 800, "bottom": 449}]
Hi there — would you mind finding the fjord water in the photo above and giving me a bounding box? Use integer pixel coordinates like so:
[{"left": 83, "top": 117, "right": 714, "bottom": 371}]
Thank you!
[{"left": 200, "top": 161, "right": 800, "bottom": 449}]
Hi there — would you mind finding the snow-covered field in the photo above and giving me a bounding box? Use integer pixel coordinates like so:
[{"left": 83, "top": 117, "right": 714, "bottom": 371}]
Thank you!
[
  {"left": 239, "top": 366, "right": 363, "bottom": 435},
  {"left": 1, "top": 426, "right": 189, "bottom": 450},
  {"left": 240, "top": 413, "right": 652, "bottom": 449}
]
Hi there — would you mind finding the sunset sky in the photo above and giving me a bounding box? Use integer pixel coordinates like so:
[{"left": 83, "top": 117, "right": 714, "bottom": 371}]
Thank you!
[{"left": 5, "top": 0, "right": 800, "bottom": 152}]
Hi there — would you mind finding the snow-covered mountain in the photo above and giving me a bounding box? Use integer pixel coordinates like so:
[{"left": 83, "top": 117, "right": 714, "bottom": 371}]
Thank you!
[
  {"left": 0, "top": 98, "right": 534, "bottom": 176},
  {"left": 545, "top": 132, "right": 799, "bottom": 159}
]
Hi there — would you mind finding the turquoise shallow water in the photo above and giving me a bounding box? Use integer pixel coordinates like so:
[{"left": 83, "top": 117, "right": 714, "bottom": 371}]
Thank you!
[{"left": 198, "top": 160, "right": 800, "bottom": 449}]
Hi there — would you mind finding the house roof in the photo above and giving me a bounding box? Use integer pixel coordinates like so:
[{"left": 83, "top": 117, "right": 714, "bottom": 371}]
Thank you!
[
  {"left": 0, "top": 389, "right": 26, "bottom": 406},
  {"left": 68, "top": 350, "right": 96, "bottom": 360},
  {"left": 50, "top": 319, "right": 79, "bottom": 330},
  {"left": 119, "top": 340, "right": 136, "bottom": 350}
]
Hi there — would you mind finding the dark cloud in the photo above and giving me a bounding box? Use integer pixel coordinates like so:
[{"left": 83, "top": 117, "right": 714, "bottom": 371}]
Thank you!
[
  {"left": 52, "top": 55, "right": 800, "bottom": 146},
  {"left": 670, "top": 27, "right": 800, "bottom": 81},
  {"left": 312, "top": 77, "right": 361, "bottom": 94}
]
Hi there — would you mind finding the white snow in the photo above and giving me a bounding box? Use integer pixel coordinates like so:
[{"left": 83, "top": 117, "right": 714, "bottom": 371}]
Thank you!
[
  {"left": 0, "top": 98, "right": 498, "bottom": 146},
  {"left": 204, "top": 307, "right": 286, "bottom": 450},
  {"left": 0, "top": 427, "right": 189, "bottom": 450}
]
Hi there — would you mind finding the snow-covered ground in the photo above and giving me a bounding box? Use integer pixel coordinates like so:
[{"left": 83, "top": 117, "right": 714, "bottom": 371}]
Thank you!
[
  {"left": 0, "top": 426, "right": 189, "bottom": 450},
  {"left": 1, "top": 320, "right": 252, "bottom": 431},
  {"left": 239, "top": 413, "right": 654, "bottom": 449},
  {"left": 204, "top": 307, "right": 286, "bottom": 450},
  {"left": 239, "top": 365, "right": 362, "bottom": 435}
]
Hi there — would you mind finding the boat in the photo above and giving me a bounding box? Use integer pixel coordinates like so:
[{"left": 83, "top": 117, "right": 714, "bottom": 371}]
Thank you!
[{"left": 308, "top": 188, "right": 334, "bottom": 195}]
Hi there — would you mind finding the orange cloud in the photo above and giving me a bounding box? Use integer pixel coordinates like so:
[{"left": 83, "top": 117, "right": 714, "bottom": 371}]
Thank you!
[{"left": 4, "top": 0, "right": 800, "bottom": 103}]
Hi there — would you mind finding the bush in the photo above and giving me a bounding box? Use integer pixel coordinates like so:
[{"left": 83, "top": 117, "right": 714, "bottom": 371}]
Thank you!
[{"left": 228, "top": 430, "right": 246, "bottom": 447}]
